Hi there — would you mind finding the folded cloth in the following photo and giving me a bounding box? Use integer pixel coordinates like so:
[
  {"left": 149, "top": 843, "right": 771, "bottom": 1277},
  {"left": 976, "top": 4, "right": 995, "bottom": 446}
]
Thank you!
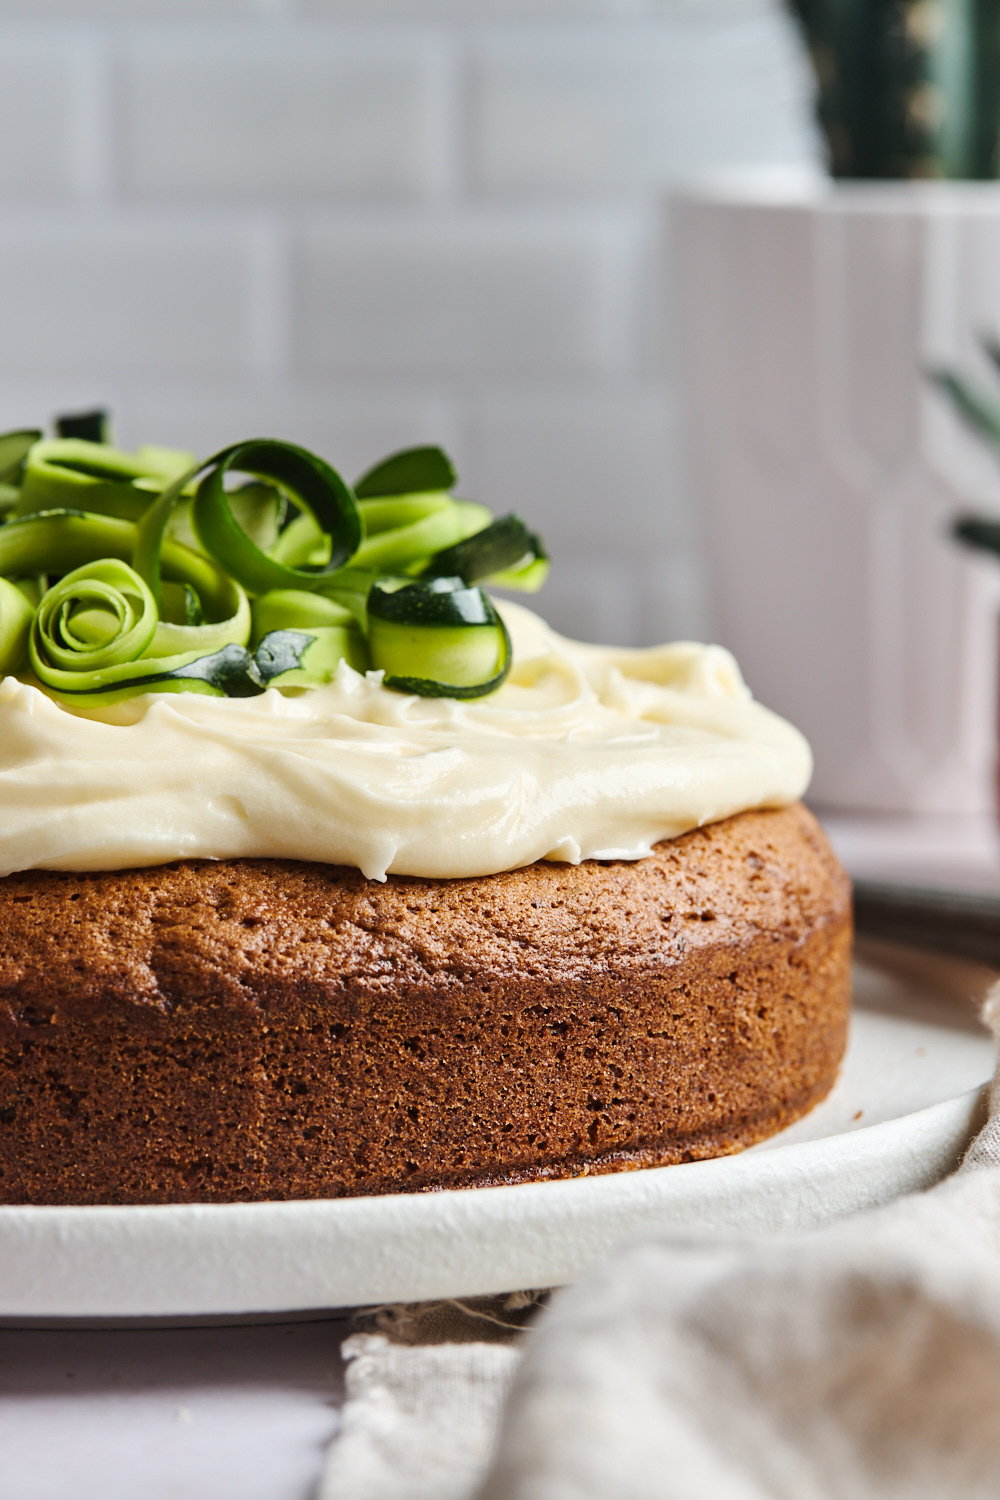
[
  {"left": 319, "top": 1297, "right": 538, "bottom": 1500},
  {"left": 321, "top": 1335, "right": 519, "bottom": 1500},
  {"left": 322, "top": 991, "right": 1000, "bottom": 1500}
]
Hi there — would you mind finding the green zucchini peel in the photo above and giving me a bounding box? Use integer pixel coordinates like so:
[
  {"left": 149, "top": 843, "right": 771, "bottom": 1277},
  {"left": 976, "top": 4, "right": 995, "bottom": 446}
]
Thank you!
[
  {"left": 255, "top": 626, "right": 370, "bottom": 687},
  {"left": 354, "top": 445, "right": 456, "bottom": 499},
  {"left": 32, "top": 641, "right": 266, "bottom": 706},
  {"left": 420, "top": 513, "right": 548, "bottom": 586}
]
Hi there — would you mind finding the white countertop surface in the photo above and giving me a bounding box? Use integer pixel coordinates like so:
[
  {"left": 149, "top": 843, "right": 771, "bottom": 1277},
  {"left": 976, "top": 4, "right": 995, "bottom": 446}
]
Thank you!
[{"left": 0, "top": 1316, "right": 349, "bottom": 1500}]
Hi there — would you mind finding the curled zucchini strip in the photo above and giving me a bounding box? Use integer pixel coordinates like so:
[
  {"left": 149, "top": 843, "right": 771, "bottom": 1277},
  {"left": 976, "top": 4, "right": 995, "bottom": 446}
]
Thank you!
[
  {"left": 0, "top": 508, "right": 139, "bottom": 577},
  {"left": 251, "top": 587, "right": 356, "bottom": 642},
  {"left": 352, "top": 446, "right": 501, "bottom": 578},
  {"left": 30, "top": 639, "right": 264, "bottom": 706},
  {"left": 354, "top": 445, "right": 457, "bottom": 499},
  {"left": 0, "top": 576, "right": 33, "bottom": 675},
  {"left": 367, "top": 576, "right": 512, "bottom": 698},
  {"left": 30, "top": 559, "right": 158, "bottom": 683},
  {"left": 0, "top": 428, "right": 42, "bottom": 481},
  {"left": 0, "top": 509, "right": 252, "bottom": 703},
  {"left": 420, "top": 513, "right": 549, "bottom": 590},
  {"left": 353, "top": 495, "right": 491, "bottom": 575},
  {"left": 16, "top": 438, "right": 195, "bottom": 522},
  {"left": 55, "top": 409, "right": 109, "bottom": 444},
  {"left": 26, "top": 559, "right": 259, "bottom": 704},
  {"left": 28, "top": 555, "right": 260, "bottom": 703},
  {"left": 0, "top": 431, "right": 541, "bottom": 703},
  {"left": 192, "top": 440, "right": 364, "bottom": 593},
  {"left": 137, "top": 440, "right": 362, "bottom": 603},
  {"left": 0, "top": 509, "right": 251, "bottom": 650},
  {"left": 263, "top": 492, "right": 492, "bottom": 583}
]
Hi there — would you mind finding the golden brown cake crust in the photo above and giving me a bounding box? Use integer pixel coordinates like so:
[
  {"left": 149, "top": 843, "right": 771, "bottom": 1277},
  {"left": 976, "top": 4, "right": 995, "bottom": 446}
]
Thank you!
[{"left": 0, "top": 803, "right": 851, "bottom": 1205}]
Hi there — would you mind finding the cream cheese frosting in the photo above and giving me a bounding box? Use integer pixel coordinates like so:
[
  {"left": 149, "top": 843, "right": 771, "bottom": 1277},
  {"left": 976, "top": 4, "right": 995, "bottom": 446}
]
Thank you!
[{"left": 0, "top": 600, "right": 811, "bottom": 880}]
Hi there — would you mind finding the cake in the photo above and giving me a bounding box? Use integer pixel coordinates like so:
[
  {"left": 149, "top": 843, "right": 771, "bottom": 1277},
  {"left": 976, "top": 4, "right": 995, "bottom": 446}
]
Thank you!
[
  {"left": 0, "top": 804, "right": 849, "bottom": 1205},
  {"left": 0, "top": 426, "right": 851, "bottom": 1205}
]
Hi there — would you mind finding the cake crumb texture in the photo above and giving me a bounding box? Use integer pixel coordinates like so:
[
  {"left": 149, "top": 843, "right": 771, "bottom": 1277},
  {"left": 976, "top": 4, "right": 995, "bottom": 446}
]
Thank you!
[{"left": 0, "top": 803, "right": 851, "bottom": 1204}]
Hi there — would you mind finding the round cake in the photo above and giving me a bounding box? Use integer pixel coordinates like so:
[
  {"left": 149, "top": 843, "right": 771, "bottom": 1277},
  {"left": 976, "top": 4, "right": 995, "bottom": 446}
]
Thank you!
[
  {"left": 0, "top": 802, "right": 850, "bottom": 1205},
  {"left": 0, "top": 431, "right": 850, "bottom": 1206}
]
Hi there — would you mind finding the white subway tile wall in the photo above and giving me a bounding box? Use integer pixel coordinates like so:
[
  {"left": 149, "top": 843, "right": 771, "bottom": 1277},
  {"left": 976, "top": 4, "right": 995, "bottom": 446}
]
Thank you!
[{"left": 0, "top": 0, "right": 817, "bottom": 643}]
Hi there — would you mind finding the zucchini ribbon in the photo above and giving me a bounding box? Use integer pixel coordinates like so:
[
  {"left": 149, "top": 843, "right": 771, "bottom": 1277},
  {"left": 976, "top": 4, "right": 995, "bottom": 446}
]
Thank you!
[
  {"left": 0, "top": 420, "right": 547, "bottom": 704},
  {"left": 368, "top": 577, "right": 512, "bottom": 698}
]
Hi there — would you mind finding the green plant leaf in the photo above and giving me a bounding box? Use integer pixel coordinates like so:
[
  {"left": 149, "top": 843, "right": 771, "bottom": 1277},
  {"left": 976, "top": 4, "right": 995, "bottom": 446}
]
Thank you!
[
  {"left": 931, "top": 370, "right": 1000, "bottom": 448},
  {"left": 953, "top": 515, "right": 1000, "bottom": 557}
]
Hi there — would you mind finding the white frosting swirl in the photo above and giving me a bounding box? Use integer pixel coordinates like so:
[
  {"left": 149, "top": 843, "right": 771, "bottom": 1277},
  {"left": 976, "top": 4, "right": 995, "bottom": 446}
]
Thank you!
[{"left": 0, "top": 601, "right": 811, "bottom": 880}]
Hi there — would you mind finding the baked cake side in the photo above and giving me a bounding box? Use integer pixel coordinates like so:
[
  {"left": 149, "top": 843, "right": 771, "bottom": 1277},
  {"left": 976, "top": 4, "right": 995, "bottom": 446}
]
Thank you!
[{"left": 0, "top": 802, "right": 850, "bottom": 1205}]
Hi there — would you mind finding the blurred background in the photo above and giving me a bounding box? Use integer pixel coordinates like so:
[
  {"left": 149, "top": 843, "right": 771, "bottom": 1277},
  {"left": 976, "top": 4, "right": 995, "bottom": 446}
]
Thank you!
[
  {"left": 0, "top": 0, "right": 818, "bottom": 652},
  {"left": 11, "top": 0, "right": 1000, "bottom": 844}
]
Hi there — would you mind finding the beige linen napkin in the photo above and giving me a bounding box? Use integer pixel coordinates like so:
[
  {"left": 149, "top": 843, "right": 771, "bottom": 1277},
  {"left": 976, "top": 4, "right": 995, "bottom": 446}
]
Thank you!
[
  {"left": 319, "top": 1298, "right": 536, "bottom": 1500},
  {"left": 322, "top": 992, "right": 1000, "bottom": 1500}
]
